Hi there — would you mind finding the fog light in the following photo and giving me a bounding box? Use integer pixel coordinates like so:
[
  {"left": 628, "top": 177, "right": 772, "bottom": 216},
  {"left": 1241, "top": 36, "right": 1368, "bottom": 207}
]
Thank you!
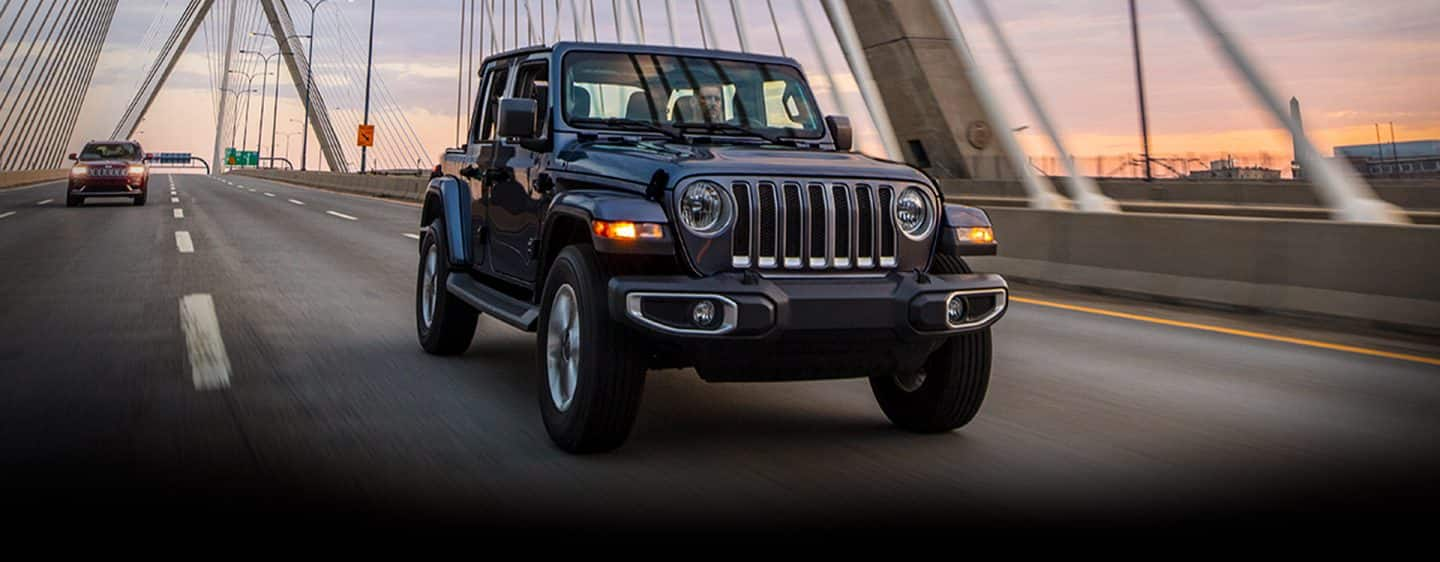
[
  {"left": 946, "top": 295, "right": 967, "bottom": 327},
  {"left": 691, "top": 300, "right": 716, "bottom": 327}
]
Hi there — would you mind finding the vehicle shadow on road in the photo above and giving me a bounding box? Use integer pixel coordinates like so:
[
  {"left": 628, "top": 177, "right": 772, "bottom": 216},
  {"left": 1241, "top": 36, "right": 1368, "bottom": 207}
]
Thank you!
[{"left": 448, "top": 320, "right": 971, "bottom": 458}]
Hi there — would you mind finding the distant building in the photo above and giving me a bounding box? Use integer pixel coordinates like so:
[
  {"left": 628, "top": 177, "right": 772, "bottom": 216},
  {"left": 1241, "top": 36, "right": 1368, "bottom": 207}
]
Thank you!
[
  {"left": 1188, "top": 157, "right": 1283, "bottom": 180},
  {"left": 1332, "top": 140, "right": 1440, "bottom": 178}
]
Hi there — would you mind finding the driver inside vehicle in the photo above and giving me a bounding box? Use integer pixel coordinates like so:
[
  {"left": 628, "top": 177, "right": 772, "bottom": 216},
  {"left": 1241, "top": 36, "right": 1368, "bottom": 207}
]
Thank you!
[{"left": 673, "top": 85, "right": 729, "bottom": 125}]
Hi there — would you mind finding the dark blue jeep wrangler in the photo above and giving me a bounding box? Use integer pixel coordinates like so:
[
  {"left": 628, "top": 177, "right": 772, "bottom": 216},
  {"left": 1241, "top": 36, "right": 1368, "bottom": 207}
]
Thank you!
[{"left": 419, "top": 42, "right": 1007, "bottom": 453}]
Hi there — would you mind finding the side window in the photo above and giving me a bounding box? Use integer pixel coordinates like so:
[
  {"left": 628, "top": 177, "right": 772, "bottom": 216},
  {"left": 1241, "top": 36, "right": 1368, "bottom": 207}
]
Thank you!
[
  {"left": 475, "top": 65, "right": 511, "bottom": 142},
  {"left": 512, "top": 61, "right": 550, "bottom": 134}
]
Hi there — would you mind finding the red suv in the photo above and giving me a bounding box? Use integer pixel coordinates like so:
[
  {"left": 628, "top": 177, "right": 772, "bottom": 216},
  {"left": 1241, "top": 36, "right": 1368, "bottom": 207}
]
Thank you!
[{"left": 67, "top": 140, "right": 150, "bottom": 207}]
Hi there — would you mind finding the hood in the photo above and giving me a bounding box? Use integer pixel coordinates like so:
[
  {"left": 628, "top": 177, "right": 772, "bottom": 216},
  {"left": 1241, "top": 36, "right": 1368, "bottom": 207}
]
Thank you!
[
  {"left": 554, "top": 141, "right": 930, "bottom": 192},
  {"left": 77, "top": 159, "right": 139, "bottom": 167}
]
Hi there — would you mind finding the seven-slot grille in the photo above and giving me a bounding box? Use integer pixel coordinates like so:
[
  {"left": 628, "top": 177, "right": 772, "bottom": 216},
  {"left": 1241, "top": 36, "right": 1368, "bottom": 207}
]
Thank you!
[
  {"left": 89, "top": 167, "right": 126, "bottom": 177},
  {"left": 727, "top": 178, "right": 902, "bottom": 271}
]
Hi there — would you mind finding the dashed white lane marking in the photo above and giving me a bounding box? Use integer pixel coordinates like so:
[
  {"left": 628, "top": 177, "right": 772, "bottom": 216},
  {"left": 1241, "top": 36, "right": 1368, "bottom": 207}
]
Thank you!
[
  {"left": 287, "top": 199, "right": 305, "bottom": 206},
  {"left": 326, "top": 210, "right": 358, "bottom": 221},
  {"left": 36, "top": 199, "right": 52, "bottom": 206},
  {"left": 175, "top": 231, "right": 195, "bottom": 253},
  {"left": 171, "top": 197, "right": 180, "bottom": 204},
  {"left": 180, "top": 294, "right": 233, "bottom": 391},
  {"left": 0, "top": 211, "right": 15, "bottom": 219},
  {"left": 263, "top": 192, "right": 275, "bottom": 197},
  {"left": 173, "top": 208, "right": 184, "bottom": 219},
  {"left": 402, "top": 233, "right": 421, "bottom": 240},
  {"left": 247, "top": 188, "right": 257, "bottom": 193}
]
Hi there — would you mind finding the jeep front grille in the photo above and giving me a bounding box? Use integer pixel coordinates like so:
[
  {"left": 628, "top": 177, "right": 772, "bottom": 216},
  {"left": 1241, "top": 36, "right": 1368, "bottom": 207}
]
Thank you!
[{"left": 728, "top": 178, "right": 902, "bottom": 271}]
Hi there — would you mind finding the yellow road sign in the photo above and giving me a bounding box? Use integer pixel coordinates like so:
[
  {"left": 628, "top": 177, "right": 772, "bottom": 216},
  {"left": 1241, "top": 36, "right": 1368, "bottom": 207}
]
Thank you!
[{"left": 357, "top": 124, "right": 375, "bottom": 147}]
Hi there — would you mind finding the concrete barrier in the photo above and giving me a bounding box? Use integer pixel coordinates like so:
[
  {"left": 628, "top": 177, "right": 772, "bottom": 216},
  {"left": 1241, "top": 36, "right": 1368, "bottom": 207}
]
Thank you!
[
  {"left": 943, "top": 178, "right": 1440, "bottom": 210},
  {"left": 0, "top": 169, "right": 68, "bottom": 190},
  {"left": 231, "top": 169, "right": 426, "bottom": 202},
  {"left": 970, "top": 208, "right": 1440, "bottom": 332}
]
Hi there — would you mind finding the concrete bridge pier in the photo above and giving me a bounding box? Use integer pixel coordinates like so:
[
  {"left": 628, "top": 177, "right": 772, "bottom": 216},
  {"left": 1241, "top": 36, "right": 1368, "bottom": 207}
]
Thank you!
[{"left": 835, "top": 0, "right": 1070, "bottom": 210}]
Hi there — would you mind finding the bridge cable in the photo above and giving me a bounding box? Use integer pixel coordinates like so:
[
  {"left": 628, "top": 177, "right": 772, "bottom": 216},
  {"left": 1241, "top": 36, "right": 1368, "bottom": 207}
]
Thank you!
[
  {"left": 0, "top": 0, "right": 87, "bottom": 169},
  {"left": 0, "top": 0, "right": 76, "bottom": 136},
  {"left": 28, "top": 0, "right": 114, "bottom": 169},
  {"left": 0, "top": 0, "right": 38, "bottom": 79},
  {"left": 0, "top": 0, "right": 60, "bottom": 103},
  {"left": 765, "top": 0, "right": 786, "bottom": 56},
  {"left": 12, "top": 0, "right": 100, "bottom": 169},
  {"left": 329, "top": 7, "right": 432, "bottom": 167},
  {"left": 321, "top": 8, "right": 429, "bottom": 168},
  {"left": 111, "top": 0, "right": 202, "bottom": 139}
]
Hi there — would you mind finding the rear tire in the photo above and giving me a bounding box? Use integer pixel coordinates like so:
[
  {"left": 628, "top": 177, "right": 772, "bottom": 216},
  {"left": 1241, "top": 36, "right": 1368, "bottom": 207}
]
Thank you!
[
  {"left": 870, "top": 254, "right": 991, "bottom": 433},
  {"left": 537, "top": 244, "right": 646, "bottom": 454},
  {"left": 416, "top": 220, "right": 479, "bottom": 355}
]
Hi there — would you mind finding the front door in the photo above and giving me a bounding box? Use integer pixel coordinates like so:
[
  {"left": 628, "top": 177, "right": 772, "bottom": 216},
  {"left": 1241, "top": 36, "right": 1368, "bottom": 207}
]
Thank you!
[{"left": 485, "top": 60, "right": 549, "bottom": 285}]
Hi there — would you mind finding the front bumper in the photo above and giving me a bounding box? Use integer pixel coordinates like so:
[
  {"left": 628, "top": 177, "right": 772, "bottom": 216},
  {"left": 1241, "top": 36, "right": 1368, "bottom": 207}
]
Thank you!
[
  {"left": 607, "top": 270, "right": 1008, "bottom": 342},
  {"left": 70, "top": 178, "right": 146, "bottom": 196}
]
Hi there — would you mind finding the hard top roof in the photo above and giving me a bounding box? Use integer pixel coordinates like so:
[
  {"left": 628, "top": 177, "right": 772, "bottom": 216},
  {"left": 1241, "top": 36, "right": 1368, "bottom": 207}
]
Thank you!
[{"left": 480, "top": 41, "right": 803, "bottom": 70}]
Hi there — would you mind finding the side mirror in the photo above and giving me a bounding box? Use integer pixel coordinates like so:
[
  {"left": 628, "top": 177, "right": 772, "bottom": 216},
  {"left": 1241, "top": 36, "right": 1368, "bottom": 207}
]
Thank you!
[
  {"left": 826, "top": 115, "right": 853, "bottom": 152},
  {"left": 68, "top": 153, "right": 78, "bottom": 161},
  {"left": 144, "top": 153, "right": 154, "bottom": 161},
  {"left": 429, "top": 164, "right": 442, "bottom": 179},
  {"left": 496, "top": 97, "right": 538, "bottom": 139}
]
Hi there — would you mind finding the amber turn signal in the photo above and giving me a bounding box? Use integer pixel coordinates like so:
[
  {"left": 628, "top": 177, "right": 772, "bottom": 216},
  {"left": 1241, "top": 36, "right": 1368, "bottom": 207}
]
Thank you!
[
  {"left": 965, "top": 227, "right": 995, "bottom": 244},
  {"left": 592, "top": 220, "right": 665, "bottom": 241}
]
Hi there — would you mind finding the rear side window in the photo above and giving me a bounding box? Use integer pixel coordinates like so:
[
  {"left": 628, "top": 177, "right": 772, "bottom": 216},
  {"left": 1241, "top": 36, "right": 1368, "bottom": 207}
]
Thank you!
[{"left": 79, "top": 143, "right": 139, "bottom": 161}]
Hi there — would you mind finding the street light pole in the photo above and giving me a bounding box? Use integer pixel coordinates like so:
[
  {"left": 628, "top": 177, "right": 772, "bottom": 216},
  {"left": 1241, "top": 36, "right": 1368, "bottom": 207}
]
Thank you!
[
  {"left": 301, "top": 0, "right": 330, "bottom": 171},
  {"left": 242, "top": 49, "right": 292, "bottom": 168},
  {"left": 1128, "top": 0, "right": 1154, "bottom": 181},
  {"left": 360, "top": 0, "right": 376, "bottom": 173}
]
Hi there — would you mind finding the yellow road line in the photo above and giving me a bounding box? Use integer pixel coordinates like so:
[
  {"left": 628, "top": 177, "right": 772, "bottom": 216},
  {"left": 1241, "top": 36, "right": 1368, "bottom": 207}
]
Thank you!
[{"left": 1009, "top": 296, "right": 1440, "bottom": 367}]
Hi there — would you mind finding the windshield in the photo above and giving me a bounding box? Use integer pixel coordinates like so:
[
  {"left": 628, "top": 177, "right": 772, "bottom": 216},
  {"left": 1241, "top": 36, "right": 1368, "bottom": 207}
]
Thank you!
[
  {"left": 562, "top": 51, "right": 825, "bottom": 141},
  {"left": 79, "top": 143, "right": 140, "bottom": 161}
]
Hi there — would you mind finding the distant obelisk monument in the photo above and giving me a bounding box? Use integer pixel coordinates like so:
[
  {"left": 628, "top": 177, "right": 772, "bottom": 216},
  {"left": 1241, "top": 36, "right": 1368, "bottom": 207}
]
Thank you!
[{"left": 1290, "top": 97, "right": 1305, "bottom": 180}]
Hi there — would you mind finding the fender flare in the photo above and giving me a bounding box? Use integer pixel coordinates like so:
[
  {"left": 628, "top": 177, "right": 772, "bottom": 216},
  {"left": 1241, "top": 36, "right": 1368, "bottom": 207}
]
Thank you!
[
  {"left": 938, "top": 203, "right": 998, "bottom": 257},
  {"left": 538, "top": 189, "right": 674, "bottom": 278},
  {"left": 422, "top": 175, "right": 473, "bottom": 267}
]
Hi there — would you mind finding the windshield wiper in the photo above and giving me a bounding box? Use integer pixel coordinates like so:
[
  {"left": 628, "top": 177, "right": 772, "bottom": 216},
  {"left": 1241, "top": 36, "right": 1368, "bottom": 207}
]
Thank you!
[
  {"left": 674, "top": 122, "right": 803, "bottom": 146},
  {"left": 571, "top": 118, "right": 688, "bottom": 143}
]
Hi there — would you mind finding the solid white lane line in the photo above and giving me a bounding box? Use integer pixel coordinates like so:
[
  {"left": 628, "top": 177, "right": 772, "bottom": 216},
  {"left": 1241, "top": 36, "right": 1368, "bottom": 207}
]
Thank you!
[
  {"left": 287, "top": 199, "right": 305, "bottom": 206},
  {"left": 402, "top": 233, "right": 421, "bottom": 240},
  {"left": 175, "top": 231, "right": 195, "bottom": 253},
  {"left": 264, "top": 192, "right": 275, "bottom": 197},
  {"left": 171, "top": 197, "right": 180, "bottom": 203},
  {"left": 0, "top": 211, "right": 15, "bottom": 219},
  {"left": 180, "top": 294, "right": 233, "bottom": 391},
  {"left": 36, "top": 199, "right": 52, "bottom": 206},
  {"left": 173, "top": 208, "right": 185, "bottom": 219},
  {"left": 326, "top": 210, "right": 358, "bottom": 221}
]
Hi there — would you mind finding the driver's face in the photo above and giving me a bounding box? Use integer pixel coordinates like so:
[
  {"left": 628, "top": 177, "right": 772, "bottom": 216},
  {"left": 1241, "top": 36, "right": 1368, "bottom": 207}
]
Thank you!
[{"left": 699, "top": 90, "right": 724, "bottom": 120}]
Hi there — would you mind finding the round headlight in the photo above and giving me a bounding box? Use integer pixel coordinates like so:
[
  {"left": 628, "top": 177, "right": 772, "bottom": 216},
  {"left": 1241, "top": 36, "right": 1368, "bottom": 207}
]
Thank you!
[
  {"left": 895, "top": 187, "right": 934, "bottom": 240},
  {"left": 677, "top": 181, "right": 732, "bottom": 236}
]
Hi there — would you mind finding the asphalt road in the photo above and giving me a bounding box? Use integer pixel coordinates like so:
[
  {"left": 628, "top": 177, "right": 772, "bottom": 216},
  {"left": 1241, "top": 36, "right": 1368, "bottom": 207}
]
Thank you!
[{"left": 2, "top": 173, "right": 1438, "bottom": 531}]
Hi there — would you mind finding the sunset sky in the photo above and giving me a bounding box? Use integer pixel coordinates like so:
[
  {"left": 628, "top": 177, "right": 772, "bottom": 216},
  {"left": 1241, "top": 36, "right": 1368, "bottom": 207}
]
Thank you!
[{"left": 66, "top": 0, "right": 1439, "bottom": 171}]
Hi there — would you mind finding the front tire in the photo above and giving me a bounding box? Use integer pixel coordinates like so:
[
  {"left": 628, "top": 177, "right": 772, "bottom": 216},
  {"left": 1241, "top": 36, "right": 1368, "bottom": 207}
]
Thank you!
[
  {"left": 870, "top": 329, "right": 992, "bottom": 433},
  {"left": 66, "top": 195, "right": 81, "bottom": 207},
  {"left": 416, "top": 220, "right": 479, "bottom": 355},
  {"left": 870, "top": 254, "right": 992, "bottom": 433},
  {"left": 537, "top": 245, "right": 646, "bottom": 454},
  {"left": 133, "top": 194, "right": 146, "bottom": 206}
]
